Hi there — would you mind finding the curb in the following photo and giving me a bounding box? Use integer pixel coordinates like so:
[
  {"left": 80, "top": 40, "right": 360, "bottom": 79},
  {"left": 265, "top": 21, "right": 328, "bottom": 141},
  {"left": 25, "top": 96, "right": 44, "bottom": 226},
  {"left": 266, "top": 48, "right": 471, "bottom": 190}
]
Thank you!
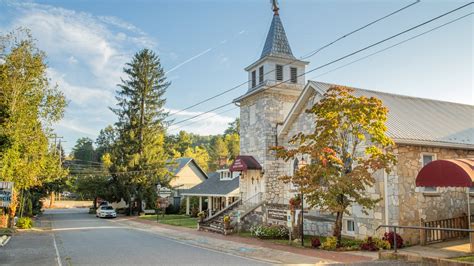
[
  {"left": 379, "top": 250, "right": 474, "bottom": 265},
  {"left": 0, "top": 235, "right": 11, "bottom": 247}
]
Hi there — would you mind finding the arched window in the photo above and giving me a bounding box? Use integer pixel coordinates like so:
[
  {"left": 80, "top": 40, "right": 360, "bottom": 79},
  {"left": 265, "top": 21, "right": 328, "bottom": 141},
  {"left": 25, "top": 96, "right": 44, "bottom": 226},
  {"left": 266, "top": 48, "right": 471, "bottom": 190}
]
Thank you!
[{"left": 293, "top": 158, "right": 299, "bottom": 175}]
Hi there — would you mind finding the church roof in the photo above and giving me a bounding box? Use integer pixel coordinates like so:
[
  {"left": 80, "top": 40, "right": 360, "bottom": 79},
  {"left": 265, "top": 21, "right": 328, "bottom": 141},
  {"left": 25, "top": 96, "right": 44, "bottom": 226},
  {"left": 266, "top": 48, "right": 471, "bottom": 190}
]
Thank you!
[
  {"left": 280, "top": 81, "right": 474, "bottom": 149},
  {"left": 260, "top": 14, "right": 295, "bottom": 60}
]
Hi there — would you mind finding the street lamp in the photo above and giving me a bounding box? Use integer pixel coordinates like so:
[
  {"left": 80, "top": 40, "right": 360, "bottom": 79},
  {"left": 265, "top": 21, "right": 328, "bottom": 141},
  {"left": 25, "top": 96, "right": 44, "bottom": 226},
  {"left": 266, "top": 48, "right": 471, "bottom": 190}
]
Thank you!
[{"left": 297, "top": 156, "right": 308, "bottom": 247}]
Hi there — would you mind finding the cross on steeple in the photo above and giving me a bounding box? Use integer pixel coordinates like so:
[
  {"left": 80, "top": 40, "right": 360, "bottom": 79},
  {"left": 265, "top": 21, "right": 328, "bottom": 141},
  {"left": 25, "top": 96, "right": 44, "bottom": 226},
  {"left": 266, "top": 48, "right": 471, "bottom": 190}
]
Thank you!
[{"left": 272, "top": 0, "right": 279, "bottom": 15}]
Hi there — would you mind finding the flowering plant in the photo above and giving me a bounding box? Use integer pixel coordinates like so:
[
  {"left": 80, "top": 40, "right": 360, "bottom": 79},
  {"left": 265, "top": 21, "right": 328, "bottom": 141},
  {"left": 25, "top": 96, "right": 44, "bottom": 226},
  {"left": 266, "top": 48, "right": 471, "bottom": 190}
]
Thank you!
[
  {"left": 289, "top": 195, "right": 301, "bottom": 206},
  {"left": 197, "top": 211, "right": 206, "bottom": 218},
  {"left": 223, "top": 215, "right": 231, "bottom": 223}
]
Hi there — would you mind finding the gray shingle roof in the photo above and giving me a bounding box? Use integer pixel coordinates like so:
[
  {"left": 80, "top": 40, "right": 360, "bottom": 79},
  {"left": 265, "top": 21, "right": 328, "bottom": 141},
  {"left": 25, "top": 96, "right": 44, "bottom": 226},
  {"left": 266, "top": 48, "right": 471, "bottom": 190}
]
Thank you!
[
  {"left": 309, "top": 81, "right": 474, "bottom": 148},
  {"left": 167, "top": 157, "right": 192, "bottom": 175},
  {"left": 260, "top": 14, "right": 295, "bottom": 59},
  {"left": 182, "top": 173, "right": 239, "bottom": 196}
]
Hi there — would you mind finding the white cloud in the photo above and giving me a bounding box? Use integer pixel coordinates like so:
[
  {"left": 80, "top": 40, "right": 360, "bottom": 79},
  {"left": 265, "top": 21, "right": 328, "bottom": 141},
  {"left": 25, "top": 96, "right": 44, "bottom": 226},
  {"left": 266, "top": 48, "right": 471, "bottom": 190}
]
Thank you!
[
  {"left": 0, "top": 0, "right": 155, "bottom": 146},
  {"left": 168, "top": 110, "right": 235, "bottom": 135}
]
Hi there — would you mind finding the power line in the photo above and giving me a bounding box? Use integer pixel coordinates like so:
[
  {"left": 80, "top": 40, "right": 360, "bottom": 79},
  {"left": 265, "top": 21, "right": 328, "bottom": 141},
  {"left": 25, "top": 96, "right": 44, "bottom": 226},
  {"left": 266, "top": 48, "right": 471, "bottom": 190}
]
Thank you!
[
  {"left": 171, "top": 102, "right": 233, "bottom": 126},
  {"left": 168, "top": 2, "right": 473, "bottom": 125},
  {"left": 170, "top": 106, "right": 239, "bottom": 131},
  {"left": 166, "top": 0, "right": 420, "bottom": 117},
  {"left": 310, "top": 12, "right": 474, "bottom": 80}
]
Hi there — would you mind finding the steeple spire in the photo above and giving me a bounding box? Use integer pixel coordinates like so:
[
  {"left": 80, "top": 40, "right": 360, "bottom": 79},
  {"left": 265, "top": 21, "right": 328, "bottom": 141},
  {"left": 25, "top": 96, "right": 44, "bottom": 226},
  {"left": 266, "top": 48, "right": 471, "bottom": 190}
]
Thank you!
[{"left": 260, "top": 1, "right": 295, "bottom": 59}]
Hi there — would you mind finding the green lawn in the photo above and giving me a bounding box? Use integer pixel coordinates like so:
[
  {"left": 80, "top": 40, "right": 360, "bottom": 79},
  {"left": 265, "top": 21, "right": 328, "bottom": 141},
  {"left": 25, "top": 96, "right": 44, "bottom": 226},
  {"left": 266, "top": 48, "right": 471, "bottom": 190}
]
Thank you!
[
  {"left": 452, "top": 256, "right": 474, "bottom": 263},
  {"left": 139, "top": 214, "right": 198, "bottom": 229}
]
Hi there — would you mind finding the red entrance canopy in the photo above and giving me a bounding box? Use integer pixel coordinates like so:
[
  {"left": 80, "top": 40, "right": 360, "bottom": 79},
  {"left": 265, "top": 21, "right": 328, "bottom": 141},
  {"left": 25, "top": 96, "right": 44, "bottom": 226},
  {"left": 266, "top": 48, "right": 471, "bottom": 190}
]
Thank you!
[
  {"left": 415, "top": 159, "right": 474, "bottom": 187},
  {"left": 229, "top": 155, "right": 262, "bottom": 172}
]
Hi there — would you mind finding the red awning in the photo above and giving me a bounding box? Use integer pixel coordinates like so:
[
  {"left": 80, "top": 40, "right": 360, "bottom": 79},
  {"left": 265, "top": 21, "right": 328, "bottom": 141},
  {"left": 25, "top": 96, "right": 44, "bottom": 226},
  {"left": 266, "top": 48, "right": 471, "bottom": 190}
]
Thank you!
[
  {"left": 229, "top": 155, "right": 262, "bottom": 172},
  {"left": 415, "top": 159, "right": 474, "bottom": 187}
]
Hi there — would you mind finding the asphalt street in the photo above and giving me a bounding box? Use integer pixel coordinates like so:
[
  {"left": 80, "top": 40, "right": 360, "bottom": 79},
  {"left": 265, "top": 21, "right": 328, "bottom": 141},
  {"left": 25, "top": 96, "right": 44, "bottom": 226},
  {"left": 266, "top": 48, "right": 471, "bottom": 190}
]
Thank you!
[{"left": 1, "top": 208, "right": 267, "bottom": 266}]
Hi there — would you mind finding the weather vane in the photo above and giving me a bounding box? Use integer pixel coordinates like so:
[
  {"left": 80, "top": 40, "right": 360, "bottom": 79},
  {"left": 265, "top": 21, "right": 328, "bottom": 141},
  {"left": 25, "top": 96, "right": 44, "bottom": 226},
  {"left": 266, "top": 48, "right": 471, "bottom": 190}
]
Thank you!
[{"left": 271, "top": 0, "right": 279, "bottom": 15}]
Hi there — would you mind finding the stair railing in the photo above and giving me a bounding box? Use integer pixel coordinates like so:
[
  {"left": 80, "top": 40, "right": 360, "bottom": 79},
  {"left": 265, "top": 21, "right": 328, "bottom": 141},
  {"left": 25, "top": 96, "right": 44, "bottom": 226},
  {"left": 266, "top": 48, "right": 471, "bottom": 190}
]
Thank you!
[{"left": 202, "top": 198, "right": 242, "bottom": 223}]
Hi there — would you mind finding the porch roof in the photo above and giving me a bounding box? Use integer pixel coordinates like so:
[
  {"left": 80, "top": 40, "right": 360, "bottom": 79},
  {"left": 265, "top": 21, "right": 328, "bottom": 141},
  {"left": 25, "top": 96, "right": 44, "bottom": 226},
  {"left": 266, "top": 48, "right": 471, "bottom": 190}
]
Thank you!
[
  {"left": 181, "top": 172, "right": 239, "bottom": 197},
  {"left": 415, "top": 159, "right": 474, "bottom": 187},
  {"left": 229, "top": 155, "right": 262, "bottom": 172}
]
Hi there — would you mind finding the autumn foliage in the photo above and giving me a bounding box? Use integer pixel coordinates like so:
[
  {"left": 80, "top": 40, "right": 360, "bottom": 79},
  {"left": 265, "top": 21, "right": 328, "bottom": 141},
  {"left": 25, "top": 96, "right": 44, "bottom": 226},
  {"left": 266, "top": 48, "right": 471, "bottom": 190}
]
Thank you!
[{"left": 272, "top": 86, "right": 397, "bottom": 245}]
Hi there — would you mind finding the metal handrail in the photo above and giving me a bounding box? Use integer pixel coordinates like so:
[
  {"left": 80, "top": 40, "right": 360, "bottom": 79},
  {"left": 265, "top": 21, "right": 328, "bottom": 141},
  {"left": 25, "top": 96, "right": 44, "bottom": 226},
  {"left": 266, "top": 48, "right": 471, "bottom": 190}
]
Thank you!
[
  {"left": 239, "top": 192, "right": 263, "bottom": 208},
  {"left": 376, "top": 224, "right": 474, "bottom": 253},
  {"left": 202, "top": 199, "right": 241, "bottom": 223}
]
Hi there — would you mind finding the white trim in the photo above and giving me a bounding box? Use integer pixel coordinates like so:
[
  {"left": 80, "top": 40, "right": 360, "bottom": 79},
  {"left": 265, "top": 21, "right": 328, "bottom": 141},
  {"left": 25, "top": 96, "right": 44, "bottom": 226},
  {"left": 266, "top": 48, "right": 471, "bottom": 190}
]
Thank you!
[
  {"left": 419, "top": 153, "right": 439, "bottom": 194},
  {"left": 343, "top": 218, "right": 356, "bottom": 236},
  {"left": 383, "top": 170, "right": 389, "bottom": 231},
  {"left": 393, "top": 139, "right": 474, "bottom": 150}
]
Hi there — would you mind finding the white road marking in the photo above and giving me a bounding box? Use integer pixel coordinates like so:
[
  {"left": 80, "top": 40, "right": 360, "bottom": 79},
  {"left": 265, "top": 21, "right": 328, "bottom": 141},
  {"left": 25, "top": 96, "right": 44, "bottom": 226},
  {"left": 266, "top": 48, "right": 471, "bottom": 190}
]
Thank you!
[
  {"left": 52, "top": 233, "right": 62, "bottom": 266},
  {"left": 51, "top": 226, "right": 124, "bottom": 231}
]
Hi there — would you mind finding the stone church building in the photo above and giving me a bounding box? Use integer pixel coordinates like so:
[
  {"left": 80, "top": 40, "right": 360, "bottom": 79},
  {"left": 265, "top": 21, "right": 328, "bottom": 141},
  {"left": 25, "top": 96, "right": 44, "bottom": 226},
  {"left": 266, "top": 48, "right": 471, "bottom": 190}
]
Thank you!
[{"left": 232, "top": 6, "right": 474, "bottom": 244}]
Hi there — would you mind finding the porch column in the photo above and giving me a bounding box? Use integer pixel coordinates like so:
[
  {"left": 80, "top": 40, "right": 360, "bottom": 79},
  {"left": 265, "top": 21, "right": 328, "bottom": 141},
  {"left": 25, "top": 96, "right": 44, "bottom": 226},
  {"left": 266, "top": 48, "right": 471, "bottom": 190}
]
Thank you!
[
  {"left": 225, "top": 197, "right": 229, "bottom": 207},
  {"left": 186, "top": 196, "right": 190, "bottom": 215},
  {"left": 199, "top": 197, "right": 202, "bottom": 212},
  {"left": 208, "top": 196, "right": 212, "bottom": 217}
]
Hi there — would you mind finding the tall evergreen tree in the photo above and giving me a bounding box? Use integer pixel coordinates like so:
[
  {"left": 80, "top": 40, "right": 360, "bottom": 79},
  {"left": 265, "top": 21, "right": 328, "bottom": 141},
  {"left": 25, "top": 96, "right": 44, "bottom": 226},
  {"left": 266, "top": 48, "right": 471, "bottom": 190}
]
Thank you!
[{"left": 110, "top": 49, "right": 170, "bottom": 214}]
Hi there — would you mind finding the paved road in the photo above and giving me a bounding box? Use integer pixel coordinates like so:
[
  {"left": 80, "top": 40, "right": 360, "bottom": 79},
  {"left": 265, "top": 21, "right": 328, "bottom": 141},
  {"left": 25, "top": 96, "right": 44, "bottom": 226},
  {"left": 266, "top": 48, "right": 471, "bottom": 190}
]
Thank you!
[{"left": 1, "top": 208, "right": 267, "bottom": 265}]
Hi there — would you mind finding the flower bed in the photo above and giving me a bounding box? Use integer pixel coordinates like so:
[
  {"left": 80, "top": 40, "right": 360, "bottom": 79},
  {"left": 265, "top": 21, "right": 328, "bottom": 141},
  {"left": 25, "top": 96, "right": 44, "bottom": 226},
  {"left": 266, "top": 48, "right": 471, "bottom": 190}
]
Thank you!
[{"left": 250, "top": 224, "right": 289, "bottom": 239}]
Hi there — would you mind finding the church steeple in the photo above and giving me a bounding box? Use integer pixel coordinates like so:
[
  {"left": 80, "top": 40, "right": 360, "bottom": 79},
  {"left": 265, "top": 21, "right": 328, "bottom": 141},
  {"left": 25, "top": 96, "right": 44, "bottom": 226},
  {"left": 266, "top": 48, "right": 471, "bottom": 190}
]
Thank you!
[{"left": 260, "top": 1, "right": 295, "bottom": 59}]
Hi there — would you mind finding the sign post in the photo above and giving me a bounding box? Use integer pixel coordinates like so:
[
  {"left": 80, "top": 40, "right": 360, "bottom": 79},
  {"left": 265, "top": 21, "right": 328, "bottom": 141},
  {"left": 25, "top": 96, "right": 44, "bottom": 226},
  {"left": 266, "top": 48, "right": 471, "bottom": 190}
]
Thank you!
[{"left": 287, "top": 210, "right": 292, "bottom": 244}]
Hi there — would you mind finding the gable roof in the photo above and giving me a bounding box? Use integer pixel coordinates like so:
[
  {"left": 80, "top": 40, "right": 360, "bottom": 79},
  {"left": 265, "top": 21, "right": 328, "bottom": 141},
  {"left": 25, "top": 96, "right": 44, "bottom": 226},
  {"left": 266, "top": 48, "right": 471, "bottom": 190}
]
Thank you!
[
  {"left": 182, "top": 172, "right": 239, "bottom": 196},
  {"left": 280, "top": 81, "right": 474, "bottom": 150},
  {"left": 260, "top": 14, "right": 295, "bottom": 60},
  {"left": 168, "top": 157, "right": 208, "bottom": 178}
]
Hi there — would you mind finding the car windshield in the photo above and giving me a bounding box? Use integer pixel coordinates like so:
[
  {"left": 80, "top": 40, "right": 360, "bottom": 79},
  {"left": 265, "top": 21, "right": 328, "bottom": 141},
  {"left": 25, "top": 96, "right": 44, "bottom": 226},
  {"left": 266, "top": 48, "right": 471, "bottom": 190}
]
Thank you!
[{"left": 102, "top": 206, "right": 114, "bottom": 210}]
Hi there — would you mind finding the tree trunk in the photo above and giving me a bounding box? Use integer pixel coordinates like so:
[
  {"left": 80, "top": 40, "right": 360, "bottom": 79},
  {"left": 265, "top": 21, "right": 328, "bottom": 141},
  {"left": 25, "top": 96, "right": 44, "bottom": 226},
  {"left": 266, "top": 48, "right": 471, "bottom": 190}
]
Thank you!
[
  {"left": 49, "top": 192, "right": 55, "bottom": 208},
  {"left": 93, "top": 197, "right": 98, "bottom": 209},
  {"left": 333, "top": 211, "right": 343, "bottom": 246}
]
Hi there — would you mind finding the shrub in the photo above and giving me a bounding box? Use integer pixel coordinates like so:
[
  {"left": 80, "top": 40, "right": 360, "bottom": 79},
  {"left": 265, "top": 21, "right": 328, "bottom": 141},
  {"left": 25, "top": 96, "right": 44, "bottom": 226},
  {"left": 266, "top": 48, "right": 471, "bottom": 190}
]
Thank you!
[
  {"left": 16, "top": 217, "right": 33, "bottom": 229},
  {"left": 165, "top": 204, "right": 179, "bottom": 214},
  {"left": 383, "top": 232, "right": 403, "bottom": 249},
  {"left": 359, "top": 236, "right": 391, "bottom": 251},
  {"left": 374, "top": 237, "right": 391, "bottom": 250},
  {"left": 321, "top": 236, "right": 338, "bottom": 250},
  {"left": 250, "top": 224, "right": 289, "bottom": 239},
  {"left": 360, "top": 237, "right": 379, "bottom": 251},
  {"left": 311, "top": 237, "right": 321, "bottom": 248},
  {"left": 197, "top": 211, "right": 206, "bottom": 218}
]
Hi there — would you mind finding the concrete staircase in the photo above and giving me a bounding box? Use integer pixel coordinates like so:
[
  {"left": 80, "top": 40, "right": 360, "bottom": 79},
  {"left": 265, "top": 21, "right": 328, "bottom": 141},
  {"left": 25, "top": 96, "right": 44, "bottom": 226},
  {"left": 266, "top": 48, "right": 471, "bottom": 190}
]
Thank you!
[{"left": 199, "top": 192, "right": 264, "bottom": 235}]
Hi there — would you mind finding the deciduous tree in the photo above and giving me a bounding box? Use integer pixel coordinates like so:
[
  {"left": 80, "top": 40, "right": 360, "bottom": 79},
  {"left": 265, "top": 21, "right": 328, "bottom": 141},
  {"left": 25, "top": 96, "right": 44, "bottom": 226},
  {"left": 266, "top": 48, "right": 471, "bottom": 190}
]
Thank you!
[{"left": 273, "top": 86, "right": 396, "bottom": 245}]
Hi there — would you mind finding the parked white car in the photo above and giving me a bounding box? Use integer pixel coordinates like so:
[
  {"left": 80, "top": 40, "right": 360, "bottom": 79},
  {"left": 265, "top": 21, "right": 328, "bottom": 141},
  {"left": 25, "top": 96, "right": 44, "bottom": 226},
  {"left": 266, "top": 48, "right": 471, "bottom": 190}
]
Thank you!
[{"left": 96, "top": 206, "right": 117, "bottom": 218}]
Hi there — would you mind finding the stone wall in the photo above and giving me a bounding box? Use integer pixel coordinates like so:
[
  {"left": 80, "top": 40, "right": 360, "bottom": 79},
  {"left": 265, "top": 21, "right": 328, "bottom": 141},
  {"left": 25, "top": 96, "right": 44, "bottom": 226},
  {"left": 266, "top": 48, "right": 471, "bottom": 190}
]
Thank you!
[
  {"left": 394, "top": 144, "right": 474, "bottom": 245},
  {"left": 239, "top": 85, "right": 302, "bottom": 204}
]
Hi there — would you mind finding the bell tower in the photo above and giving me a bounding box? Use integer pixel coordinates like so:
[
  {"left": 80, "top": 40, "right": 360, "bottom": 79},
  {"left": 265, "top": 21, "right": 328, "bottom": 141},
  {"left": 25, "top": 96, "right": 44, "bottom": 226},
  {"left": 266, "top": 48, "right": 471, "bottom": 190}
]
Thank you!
[{"left": 234, "top": 2, "right": 308, "bottom": 203}]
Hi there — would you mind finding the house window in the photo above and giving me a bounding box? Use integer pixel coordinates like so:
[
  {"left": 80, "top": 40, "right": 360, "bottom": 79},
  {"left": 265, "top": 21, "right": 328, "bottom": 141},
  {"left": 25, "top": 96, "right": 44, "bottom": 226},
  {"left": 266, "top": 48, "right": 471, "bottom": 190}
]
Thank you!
[
  {"left": 259, "top": 66, "right": 264, "bottom": 84},
  {"left": 422, "top": 154, "right": 438, "bottom": 193},
  {"left": 290, "top": 67, "right": 297, "bottom": 83},
  {"left": 251, "top": 70, "right": 256, "bottom": 88},
  {"left": 347, "top": 220, "right": 355, "bottom": 232},
  {"left": 276, "top": 64, "right": 283, "bottom": 81}
]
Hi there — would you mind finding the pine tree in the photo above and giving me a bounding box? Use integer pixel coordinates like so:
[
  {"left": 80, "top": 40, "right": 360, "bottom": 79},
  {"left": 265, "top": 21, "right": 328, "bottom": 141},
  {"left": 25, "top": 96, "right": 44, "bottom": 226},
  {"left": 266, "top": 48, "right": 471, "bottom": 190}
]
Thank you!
[{"left": 110, "top": 49, "right": 170, "bottom": 214}]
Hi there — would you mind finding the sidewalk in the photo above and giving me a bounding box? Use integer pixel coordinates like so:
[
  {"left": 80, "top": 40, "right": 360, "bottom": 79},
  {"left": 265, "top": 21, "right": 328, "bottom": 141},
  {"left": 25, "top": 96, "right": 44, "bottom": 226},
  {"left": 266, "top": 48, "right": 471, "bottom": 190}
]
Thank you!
[{"left": 114, "top": 216, "right": 377, "bottom": 265}]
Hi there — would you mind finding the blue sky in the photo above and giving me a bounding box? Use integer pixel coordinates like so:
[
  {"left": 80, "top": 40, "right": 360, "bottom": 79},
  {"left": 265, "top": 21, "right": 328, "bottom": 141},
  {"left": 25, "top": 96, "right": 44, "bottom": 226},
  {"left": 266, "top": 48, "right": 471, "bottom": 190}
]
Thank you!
[{"left": 0, "top": 0, "right": 472, "bottom": 153}]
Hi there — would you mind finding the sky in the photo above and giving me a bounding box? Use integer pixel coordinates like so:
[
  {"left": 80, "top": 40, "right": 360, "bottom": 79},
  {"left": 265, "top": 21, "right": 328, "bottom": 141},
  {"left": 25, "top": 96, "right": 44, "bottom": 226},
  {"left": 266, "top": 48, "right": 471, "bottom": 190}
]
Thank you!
[{"left": 0, "top": 0, "right": 472, "bottom": 153}]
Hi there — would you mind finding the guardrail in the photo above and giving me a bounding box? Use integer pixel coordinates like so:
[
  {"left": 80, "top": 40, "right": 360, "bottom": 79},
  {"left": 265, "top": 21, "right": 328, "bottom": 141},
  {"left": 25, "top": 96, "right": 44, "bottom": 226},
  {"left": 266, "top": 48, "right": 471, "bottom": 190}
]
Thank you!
[{"left": 376, "top": 224, "right": 474, "bottom": 253}]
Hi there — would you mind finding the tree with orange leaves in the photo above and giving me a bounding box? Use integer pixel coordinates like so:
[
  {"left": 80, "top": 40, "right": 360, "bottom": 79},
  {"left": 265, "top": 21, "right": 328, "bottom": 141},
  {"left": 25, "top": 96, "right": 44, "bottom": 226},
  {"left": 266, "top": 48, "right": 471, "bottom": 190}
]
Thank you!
[{"left": 273, "top": 86, "right": 396, "bottom": 245}]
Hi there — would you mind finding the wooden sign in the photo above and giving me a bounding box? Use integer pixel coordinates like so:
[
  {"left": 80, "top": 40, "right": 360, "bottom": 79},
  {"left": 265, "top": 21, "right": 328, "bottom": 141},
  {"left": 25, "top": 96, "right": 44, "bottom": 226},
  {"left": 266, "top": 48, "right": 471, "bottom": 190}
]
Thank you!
[{"left": 267, "top": 209, "right": 287, "bottom": 221}]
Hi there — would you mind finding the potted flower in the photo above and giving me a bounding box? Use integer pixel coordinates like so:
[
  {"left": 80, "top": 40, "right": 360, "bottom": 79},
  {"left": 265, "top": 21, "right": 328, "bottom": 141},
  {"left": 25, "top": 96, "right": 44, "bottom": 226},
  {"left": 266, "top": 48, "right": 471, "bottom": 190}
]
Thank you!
[
  {"left": 289, "top": 195, "right": 301, "bottom": 211},
  {"left": 223, "top": 215, "right": 231, "bottom": 229},
  {"left": 197, "top": 211, "right": 206, "bottom": 222}
]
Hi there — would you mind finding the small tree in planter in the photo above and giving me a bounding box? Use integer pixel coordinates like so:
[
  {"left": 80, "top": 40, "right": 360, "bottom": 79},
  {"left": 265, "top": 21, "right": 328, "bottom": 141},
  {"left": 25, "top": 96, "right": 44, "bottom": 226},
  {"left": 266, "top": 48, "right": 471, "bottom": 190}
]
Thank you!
[
  {"left": 197, "top": 211, "right": 206, "bottom": 222},
  {"left": 223, "top": 215, "right": 231, "bottom": 229}
]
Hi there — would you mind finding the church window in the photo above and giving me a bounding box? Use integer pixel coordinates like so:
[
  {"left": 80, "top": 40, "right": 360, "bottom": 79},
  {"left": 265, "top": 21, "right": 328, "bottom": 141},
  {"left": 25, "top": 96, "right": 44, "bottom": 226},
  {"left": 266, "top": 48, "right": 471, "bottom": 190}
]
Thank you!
[
  {"left": 251, "top": 70, "right": 256, "bottom": 88},
  {"left": 276, "top": 64, "right": 283, "bottom": 81},
  {"left": 290, "top": 67, "right": 297, "bottom": 83},
  {"left": 259, "top": 66, "right": 264, "bottom": 84}
]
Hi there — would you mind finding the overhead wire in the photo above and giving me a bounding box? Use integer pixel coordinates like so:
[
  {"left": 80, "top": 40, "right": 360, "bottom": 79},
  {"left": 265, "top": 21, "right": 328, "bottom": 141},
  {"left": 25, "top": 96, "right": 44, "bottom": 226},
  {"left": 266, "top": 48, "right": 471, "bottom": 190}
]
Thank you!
[
  {"left": 166, "top": 0, "right": 421, "bottom": 117},
  {"left": 168, "top": 2, "right": 473, "bottom": 126}
]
